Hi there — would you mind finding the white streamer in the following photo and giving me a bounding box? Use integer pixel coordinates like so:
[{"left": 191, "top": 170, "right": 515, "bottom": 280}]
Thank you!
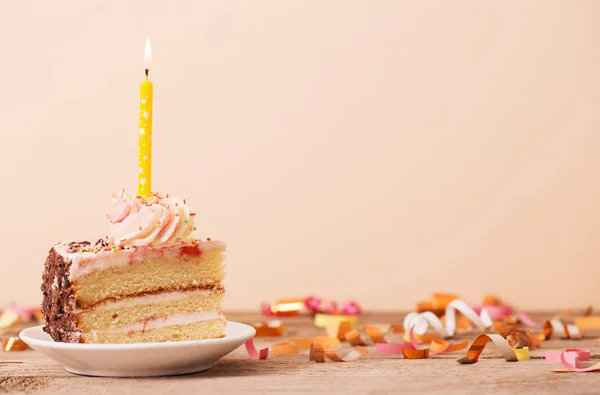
[{"left": 403, "top": 299, "right": 492, "bottom": 338}]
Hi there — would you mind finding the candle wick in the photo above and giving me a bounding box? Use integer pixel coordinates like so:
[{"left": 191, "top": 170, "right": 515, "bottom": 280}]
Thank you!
[{"left": 145, "top": 68, "right": 149, "bottom": 77}]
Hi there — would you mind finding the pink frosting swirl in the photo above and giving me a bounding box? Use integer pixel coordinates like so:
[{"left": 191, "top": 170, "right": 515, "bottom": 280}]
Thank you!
[{"left": 106, "top": 191, "right": 196, "bottom": 247}]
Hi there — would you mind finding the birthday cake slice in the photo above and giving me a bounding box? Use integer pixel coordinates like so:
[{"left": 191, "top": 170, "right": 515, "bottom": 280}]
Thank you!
[{"left": 41, "top": 191, "right": 226, "bottom": 343}]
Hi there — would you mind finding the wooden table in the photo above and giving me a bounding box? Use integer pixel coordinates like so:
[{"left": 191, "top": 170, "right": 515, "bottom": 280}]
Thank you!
[{"left": 1, "top": 312, "right": 598, "bottom": 394}]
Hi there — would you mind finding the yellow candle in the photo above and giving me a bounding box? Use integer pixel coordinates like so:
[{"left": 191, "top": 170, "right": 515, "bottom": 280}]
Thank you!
[{"left": 138, "top": 38, "right": 153, "bottom": 197}]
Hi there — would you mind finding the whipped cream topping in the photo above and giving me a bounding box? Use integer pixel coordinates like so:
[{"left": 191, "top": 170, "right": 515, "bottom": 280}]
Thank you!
[{"left": 107, "top": 190, "right": 195, "bottom": 248}]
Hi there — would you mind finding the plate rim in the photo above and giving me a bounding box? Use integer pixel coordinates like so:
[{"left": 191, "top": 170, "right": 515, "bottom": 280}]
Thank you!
[{"left": 20, "top": 320, "right": 256, "bottom": 350}]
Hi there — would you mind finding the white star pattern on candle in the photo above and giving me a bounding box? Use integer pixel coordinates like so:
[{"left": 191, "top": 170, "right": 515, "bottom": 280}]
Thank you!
[
  {"left": 138, "top": 167, "right": 144, "bottom": 174},
  {"left": 143, "top": 111, "right": 150, "bottom": 119},
  {"left": 141, "top": 98, "right": 147, "bottom": 104},
  {"left": 139, "top": 128, "right": 146, "bottom": 135},
  {"left": 140, "top": 178, "right": 147, "bottom": 186}
]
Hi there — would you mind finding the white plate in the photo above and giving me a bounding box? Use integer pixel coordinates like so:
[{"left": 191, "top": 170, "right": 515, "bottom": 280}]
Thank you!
[{"left": 20, "top": 321, "right": 255, "bottom": 377}]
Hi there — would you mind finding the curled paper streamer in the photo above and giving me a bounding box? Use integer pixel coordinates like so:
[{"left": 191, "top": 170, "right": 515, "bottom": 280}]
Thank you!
[
  {"left": 271, "top": 342, "right": 299, "bottom": 356},
  {"left": 405, "top": 299, "right": 491, "bottom": 338},
  {"left": 546, "top": 349, "right": 589, "bottom": 367},
  {"left": 503, "top": 327, "right": 541, "bottom": 350},
  {"left": 430, "top": 339, "right": 469, "bottom": 354},
  {"left": 542, "top": 320, "right": 582, "bottom": 340},
  {"left": 472, "top": 305, "right": 512, "bottom": 321},
  {"left": 2, "top": 337, "right": 29, "bottom": 352},
  {"left": 326, "top": 321, "right": 352, "bottom": 340},
  {"left": 457, "top": 334, "right": 518, "bottom": 364},
  {"left": 245, "top": 339, "right": 269, "bottom": 360},
  {"left": 516, "top": 313, "right": 544, "bottom": 328},
  {"left": 408, "top": 326, "right": 468, "bottom": 353},
  {"left": 252, "top": 321, "right": 285, "bottom": 337},
  {"left": 345, "top": 329, "right": 370, "bottom": 346},
  {"left": 245, "top": 338, "right": 301, "bottom": 359},
  {"left": 345, "top": 326, "right": 387, "bottom": 346},
  {"left": 324, "top": 346, "right": 368, "bottom": 362},
  {"left": 553, "top": 351, "right": 600, "bottom": 373},
  {"left": 309, "top": 343, "right": 325, "bottom": 363},
  {"left": 292, "top": 337, "right": 341, "bottom": 350},
  {"left": 403, "top": 348, "right": 429, "bottom": 359}
]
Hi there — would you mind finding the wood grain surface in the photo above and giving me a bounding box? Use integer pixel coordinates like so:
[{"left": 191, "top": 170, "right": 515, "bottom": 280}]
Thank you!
[{"left": 1, "top": 312, "right": 598, "bottom": 394}]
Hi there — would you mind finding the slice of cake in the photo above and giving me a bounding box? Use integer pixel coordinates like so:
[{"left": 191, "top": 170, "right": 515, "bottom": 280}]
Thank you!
[{"left": 41, "top": 191, "right": 226, "bottom": 343}]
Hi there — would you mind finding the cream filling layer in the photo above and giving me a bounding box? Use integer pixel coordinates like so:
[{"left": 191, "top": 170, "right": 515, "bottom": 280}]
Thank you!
[
  {"left": 91, "top": 310, "right": 225, "bottom": 335},
  {"left": 75, "top": 289, "right": 214, "bottom": 313}
]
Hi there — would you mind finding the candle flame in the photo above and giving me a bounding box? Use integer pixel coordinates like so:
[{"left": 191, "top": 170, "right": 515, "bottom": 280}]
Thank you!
[{"left": 144, "top": 38, "right": 152, "bottom": 65}]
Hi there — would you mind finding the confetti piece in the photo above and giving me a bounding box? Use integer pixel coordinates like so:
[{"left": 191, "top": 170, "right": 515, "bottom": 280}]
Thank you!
[
  {"left": 2, "top": 337, "right": 29, "bottom": 352},
  {"left": 457, "top": 334, "right": 518, "bottom": 364},
  {"left": 574, "top": 316, "right": 600, "bottom": 330},
  {"left": 326, "top": 321, "right": 352, "bottom": 340},
  {"left": 245, "top": 339, "right": 269, "bottom": 360},
  {"left": 403, "top": 348, "right": 429, "bottom": 359},
  {"left": 252, "top": 321, "right": 285, "bottom": 337},
  {"left": 262, "top": 298, "right": 304, "bottom": 316},
  {"left": 309, "top": 343, "right": 325, "bottom": 362},
  {"left": 553, "top": 351, "right": 600, "bottom": 373},
  {"left": 324, "top": 346, "right": 368, "bottom": 362},
  {"left": 514, "top": 347, "right": 530, "bottom": 360},
  {"left": 271, "top": 342, "right": 299, "bottom": 356},
  {"left": 375, "top": 343, "right": 415, "bottom": 354},
  {"left": 314, "top": 313, "right": 359, "bottom": 328},
  {"left": 293, "top": 337, "right": 341, "bottom": 350},
  {"left": 0, "top": 312, "right": 20, "bottom": 329},
  {"left": 546, "top": 349, "right": 589, "bottom": 366},
  {"left": 305, "top": 297, "right": 362, "bottom": 315},
  {"left": 2, "top": 306, "right": 39, "bottom": 321}
]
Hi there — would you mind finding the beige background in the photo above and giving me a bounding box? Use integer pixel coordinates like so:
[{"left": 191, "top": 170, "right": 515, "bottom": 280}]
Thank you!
[{"left": 0, "top": 1, "right": 599, "bottom": 310}]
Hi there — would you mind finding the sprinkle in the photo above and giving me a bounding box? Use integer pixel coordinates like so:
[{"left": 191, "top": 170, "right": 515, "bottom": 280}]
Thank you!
[
  {"left": 193, "top": 227, "right": 197, "bottom": 231},
  {"left": 184, "top": 219, "right": 188, "bottom": 223},
  {"left": 175, "top": 213, "right": 179, "bottom": 217},
  {"left": 190, "top": 213, "right": 196, "bottom": 216},
  {"left": 207, "top": 237, "right": 211, "bottom": 241}
]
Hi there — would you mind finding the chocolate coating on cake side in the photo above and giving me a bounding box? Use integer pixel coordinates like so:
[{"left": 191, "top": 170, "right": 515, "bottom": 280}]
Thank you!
[{"left": 41, "top": 247, "right": 81, "bottom": 343}]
